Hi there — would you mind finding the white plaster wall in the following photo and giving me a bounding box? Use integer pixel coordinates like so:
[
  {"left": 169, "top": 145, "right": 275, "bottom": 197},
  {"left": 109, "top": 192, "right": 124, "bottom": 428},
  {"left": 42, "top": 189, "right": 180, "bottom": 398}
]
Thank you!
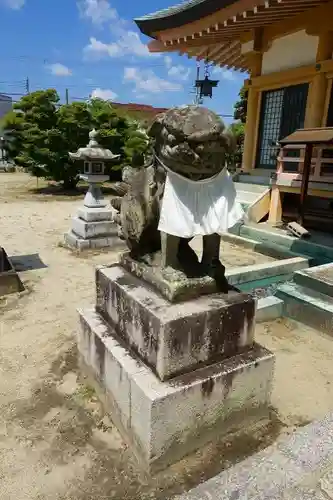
[
  {"left": 261, "top": 30, "right": 318, "bottom": 75},
  {"left": 241, "top": 40, "right": 254, "bottom": 55}
]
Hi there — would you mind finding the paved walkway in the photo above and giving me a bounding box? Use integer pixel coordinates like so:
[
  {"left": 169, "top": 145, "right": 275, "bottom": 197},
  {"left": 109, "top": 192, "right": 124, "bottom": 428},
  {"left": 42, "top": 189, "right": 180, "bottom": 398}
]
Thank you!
[{"left": 175, "top": 413, "right": 333, "bottom": 499}]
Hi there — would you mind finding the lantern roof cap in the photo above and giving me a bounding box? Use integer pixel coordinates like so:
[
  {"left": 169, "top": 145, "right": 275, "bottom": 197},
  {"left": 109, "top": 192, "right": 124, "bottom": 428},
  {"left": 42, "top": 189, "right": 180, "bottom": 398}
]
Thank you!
[{"left": 69, "top": 129, "right": 120, "bottom": 161}]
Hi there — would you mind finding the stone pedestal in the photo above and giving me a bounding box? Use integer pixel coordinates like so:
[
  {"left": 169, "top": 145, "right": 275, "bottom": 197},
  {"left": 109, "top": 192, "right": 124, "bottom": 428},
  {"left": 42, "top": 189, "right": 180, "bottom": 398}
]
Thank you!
[
  {"left": 96, "top": 265, "right": 256, "bottom": 381},
  {"left": 64, "top": 176, "right": 122, "bottom": 251},
  {"left": 77, "top": 263, "right": 275, "bottom": 472}
]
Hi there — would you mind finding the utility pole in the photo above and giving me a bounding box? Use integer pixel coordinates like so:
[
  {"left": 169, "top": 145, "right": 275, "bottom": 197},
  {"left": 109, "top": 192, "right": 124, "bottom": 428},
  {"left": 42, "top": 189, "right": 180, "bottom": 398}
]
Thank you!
[
  {"left": 25, "top": 77, "right": 30, "bottom": 94},
  {"left": 65, "top": 88, "right": 69, "bottom": 105}
]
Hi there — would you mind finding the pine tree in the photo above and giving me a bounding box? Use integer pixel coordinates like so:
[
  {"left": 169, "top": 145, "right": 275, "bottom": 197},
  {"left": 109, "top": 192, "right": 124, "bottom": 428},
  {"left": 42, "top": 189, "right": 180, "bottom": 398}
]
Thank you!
[{"left": 1, "top": 92, "right": 150, "bottom": 188}]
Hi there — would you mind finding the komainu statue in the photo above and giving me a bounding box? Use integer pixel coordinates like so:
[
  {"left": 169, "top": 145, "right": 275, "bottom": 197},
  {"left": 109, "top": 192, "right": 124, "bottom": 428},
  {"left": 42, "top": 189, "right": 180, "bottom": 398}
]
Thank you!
[{"left": 111, "top": 105, "right": 244, "bottom": 299}]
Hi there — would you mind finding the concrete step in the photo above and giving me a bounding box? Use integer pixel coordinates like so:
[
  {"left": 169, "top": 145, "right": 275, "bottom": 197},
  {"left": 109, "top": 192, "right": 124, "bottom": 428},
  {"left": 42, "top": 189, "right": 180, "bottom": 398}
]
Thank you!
[
  {"left": 256, "top": 296, "right": 283, "bottom": 322},
  {"left": 276, "top": 282, "right": 333, "bottom": 335},
  {"left": 294, "top": 263, "right": 333, "bottom": 298},
  {"left": 235, "top": 182, "right": 270, "bottom": 194},
  {"left": 236, "top": 193, "right": 261, "bottom": 206},
  {"left": 235, "top": 183, "right": 271, "bottom": 223},
  {"left": 237, "top": 174, "right": 271, "bottom": 186},
  {"left": 253, "top": 241, "right": 313, "bottom": 263},
  {"left": 238, "top": 225, "right": 333, "bottom": 265}
]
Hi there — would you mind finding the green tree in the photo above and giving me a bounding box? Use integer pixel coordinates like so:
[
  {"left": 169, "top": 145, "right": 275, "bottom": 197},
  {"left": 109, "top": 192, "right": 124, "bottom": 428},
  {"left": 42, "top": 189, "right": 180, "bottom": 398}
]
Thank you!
[
  {"left": 225, "top": 87, "right": 248, "bottom": 169},
  {"left": 0, "top": 110, "right": 25, "bottom": 163},
  {"left": 2, "top": 91, "right": 150, "bottom": 189},
  {"left": 123, "top": 123, "right": 150, "bottom": 167},
  {"left": 226, "top": 122, "right": 245, "bottom": 169},
  {"left": 89, "top": 99, "right": 150, "bottom": 169},
  {"left": 233, "top": 87, "right": 248, "bottom": 124},
  {"left": 3, "top": 89, "right": 59, "bottom": 178}
]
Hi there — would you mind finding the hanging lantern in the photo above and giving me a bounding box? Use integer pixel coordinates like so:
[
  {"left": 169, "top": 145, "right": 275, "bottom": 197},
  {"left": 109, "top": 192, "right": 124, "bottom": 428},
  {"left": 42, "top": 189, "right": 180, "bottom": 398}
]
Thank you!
[
  {"left": 195, "top": 76, "right": 219, "bottom": 99},
  {"left": 194, "top": 58, "right": 219, "bottom": 100}
]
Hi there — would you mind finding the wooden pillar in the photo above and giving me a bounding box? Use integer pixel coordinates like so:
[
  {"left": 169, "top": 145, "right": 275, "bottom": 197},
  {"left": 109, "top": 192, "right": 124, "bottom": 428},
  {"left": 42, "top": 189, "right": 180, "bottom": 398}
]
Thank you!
[
  {"left": 306, "top": 74, "right": 327, "bottom": 128},
  {"left": 242, "top": 51, "right": 262, "bottom": 172},
  {"left": 242, "top": 87, "right": 260, "bottom": 172},
  {"left": 298, "top": 143, "right": 313, "bottom": 226},
  {"left": 268, "top": 185, "right": 283, "bottom": 226},
  {"left": 305, "top": 31, "right": 333, "bottom": 128}
]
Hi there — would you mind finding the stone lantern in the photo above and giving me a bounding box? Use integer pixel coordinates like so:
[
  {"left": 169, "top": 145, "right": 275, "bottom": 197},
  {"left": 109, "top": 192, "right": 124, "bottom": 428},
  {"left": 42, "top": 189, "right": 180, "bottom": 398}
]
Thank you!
[
  {"left": 69, "top": 129, "right": 119, "bottom": 208},
  {"left": 64, "top": 129, "right": 122, "bottom": 251}
]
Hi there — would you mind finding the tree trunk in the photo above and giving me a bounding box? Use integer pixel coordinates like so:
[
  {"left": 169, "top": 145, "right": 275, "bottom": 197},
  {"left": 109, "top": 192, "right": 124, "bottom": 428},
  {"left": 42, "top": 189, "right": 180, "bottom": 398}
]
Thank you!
[{"left": 62, "top": 177, "right": 78, "bottom": 190}]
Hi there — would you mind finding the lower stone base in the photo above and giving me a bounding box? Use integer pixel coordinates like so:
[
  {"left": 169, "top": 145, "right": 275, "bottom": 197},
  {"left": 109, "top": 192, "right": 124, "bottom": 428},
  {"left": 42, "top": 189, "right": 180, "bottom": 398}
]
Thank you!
[
  {"left": 0, "top": 247, "right": 24, "bottom": 297},
  {"left": 78, "top": 307, "right": 275, "bottom": 472},
  {"left": 64, "top": 230, "right": 122, "bottom": 251}
]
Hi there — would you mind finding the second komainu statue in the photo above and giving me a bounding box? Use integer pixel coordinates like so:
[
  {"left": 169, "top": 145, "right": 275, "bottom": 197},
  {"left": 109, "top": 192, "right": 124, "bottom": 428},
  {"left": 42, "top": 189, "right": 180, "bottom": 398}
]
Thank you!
[{"left": 111, "top": 105, "right": 244, "bottom": 300}]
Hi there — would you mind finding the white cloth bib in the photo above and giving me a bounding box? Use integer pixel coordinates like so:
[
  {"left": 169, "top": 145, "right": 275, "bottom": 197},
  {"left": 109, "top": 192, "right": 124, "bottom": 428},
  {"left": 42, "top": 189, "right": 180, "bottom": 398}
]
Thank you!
[{"left": 158, "top": 167, "right": 244, "bottom": 238}]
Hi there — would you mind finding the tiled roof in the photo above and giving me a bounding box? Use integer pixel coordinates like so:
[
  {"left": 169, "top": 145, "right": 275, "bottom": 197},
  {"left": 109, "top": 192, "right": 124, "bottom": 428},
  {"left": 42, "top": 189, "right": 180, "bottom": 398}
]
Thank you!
[
  {"left": 69, "top": 148, "right": 120, "bottom": 161},
  {"left": 135, "top": 0, "right": 238, "bottom": 36},
  {"left": 136, "top": 0, "right": 205, "bottom": 21}
]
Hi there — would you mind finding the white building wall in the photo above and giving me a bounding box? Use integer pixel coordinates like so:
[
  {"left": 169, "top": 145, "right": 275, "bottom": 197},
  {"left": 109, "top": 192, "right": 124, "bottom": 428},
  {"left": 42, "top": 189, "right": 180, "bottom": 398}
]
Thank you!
[{"left": 260, "top": 30, "right": 318, "bottom": 75}]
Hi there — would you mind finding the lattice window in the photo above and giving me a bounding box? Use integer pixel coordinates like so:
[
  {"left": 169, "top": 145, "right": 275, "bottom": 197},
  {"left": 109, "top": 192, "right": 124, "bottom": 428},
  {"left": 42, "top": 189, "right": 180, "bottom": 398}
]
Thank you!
[{"left": 256, "top": 83, "right": 309, "bottom": 170}]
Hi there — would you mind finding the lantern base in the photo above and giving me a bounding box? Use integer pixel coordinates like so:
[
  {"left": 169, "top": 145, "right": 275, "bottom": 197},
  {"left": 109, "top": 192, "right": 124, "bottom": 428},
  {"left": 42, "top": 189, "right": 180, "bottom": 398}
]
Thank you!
[
  {"left": 64, "top": 204, "right": 123, "bottom": 252},
  {"left": 64, "top": 231, "right": 122, "bottom": 252}
]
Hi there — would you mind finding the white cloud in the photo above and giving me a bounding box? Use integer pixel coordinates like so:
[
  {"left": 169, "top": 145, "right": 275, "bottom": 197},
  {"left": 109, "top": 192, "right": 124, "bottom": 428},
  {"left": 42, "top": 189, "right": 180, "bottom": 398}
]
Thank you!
[
  {"left": 164, "top": 56, "right": 172, "bottom": 69},
  {"left": 2, "top": 0, "right": 25, "bottom": 8},
  {"left": 48, "top": 63, "right": 72, "bottom": 77},
  {"left": 168, "top": 65, "right": 191, "bottom": 81},
  {"left": 77, "top": 0, "right": 117, "bottom": 24},
  {"left": 84, "top": 30, "right": 156, "bottom": 60},
  {"left": 84, "top": 37, "right": 120, "bottom": 58},
  {"left": 164, "top": 55, "right": 190, "bottom": 81},
  {"left": 124, "top": 67, "right": 183, "bottom": 94},
  {"left": 212, "top": 66, "right": 236, "bottom": 81},
  {"left": 91, "top": 87, "right": 118, "bottom": 100},
  {"left": 80, "top": 0, "right": 157, "bottom": 60}
]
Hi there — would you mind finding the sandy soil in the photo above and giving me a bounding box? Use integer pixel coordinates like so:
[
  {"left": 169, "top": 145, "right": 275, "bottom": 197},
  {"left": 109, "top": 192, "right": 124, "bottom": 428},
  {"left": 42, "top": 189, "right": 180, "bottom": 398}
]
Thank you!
[{"left": 1, "top": 172, "right": 333, "bottom": 499}]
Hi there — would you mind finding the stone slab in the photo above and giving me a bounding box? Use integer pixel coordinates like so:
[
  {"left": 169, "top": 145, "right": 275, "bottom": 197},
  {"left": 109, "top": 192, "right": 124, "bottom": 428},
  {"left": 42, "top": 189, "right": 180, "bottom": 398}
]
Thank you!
[
  {"left": 64, "top": 231, "right": 122, "bottom": 251},
  {"left": 77, "top": 206, "right": 115, "bottom": 222},
  {"left": 295, "top": 263, "right": 333, "bottom": 298},
  {"left": 0, "top": 247, "right": 24, "bottom": 297},
  {"left": 120, "top": 252, "right": 222, "bottom": 302},
  {"left": 71, "top": 216, "right": 117, "bottom": 239},
  {"left": 226, "top": 257, "right": 309, "bottom": 287},
  {"left": 175, "top": 413, "right": 333, "bottom": 500},
  {"left": 238, "top": 225, "right": 333, "bottom": 265},
  {"left": 276, "top": 282, "right": 333, "bottom": 335},
  {"left": 78, "top": 307, "right": 275, "bottom": 472},
  {"left": 256, "top": 296, "right": 283, "bottom": 323},
  {"left": 96, "top": 265, "right": 256, "bottom": 381}
]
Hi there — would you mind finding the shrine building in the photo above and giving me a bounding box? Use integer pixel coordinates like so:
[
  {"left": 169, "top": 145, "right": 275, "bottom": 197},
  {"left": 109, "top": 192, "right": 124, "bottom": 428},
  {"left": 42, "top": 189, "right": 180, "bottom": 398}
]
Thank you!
[
  {"left": 135, "top": 0, "right": 333, "bottom": 174},
  {"left": 135, "top": 0, "right": 333, "bottom": 227}
]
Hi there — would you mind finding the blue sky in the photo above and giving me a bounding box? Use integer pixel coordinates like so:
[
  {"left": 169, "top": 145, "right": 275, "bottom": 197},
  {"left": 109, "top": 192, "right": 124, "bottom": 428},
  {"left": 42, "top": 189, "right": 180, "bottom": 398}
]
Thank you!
[{"left": 0, "top": 0, "right": 245, "bottom": 122}]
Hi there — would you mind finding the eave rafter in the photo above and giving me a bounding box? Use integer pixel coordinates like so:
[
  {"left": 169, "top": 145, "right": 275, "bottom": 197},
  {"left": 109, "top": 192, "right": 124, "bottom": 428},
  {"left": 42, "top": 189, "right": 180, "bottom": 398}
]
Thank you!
[{"left": 150, "top": 0, "right": 330, "bottom": 71}]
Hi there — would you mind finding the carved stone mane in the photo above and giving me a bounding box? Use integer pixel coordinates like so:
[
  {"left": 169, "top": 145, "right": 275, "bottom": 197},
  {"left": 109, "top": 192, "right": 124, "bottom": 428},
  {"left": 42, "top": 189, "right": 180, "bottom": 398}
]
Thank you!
[{"left": 150, "top": 105, "right": 234, "bottom": 181}]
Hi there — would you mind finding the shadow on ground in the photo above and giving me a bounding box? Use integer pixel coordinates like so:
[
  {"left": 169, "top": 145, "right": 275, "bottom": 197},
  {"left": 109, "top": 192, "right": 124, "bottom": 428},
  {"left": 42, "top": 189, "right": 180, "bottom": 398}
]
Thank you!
[
  {"left": 1, "top": 343, "right": 307, "bottom": 500},
  {"left": 10, "top": 253, "right": 48, "bottom": 272},
  {"left": 29, "top": 182, "right": 122, "bottom": 198}
]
